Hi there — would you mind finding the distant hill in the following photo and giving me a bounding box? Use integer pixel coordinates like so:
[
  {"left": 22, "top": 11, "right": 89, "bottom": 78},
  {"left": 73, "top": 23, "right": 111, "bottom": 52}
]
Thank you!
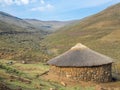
[
  {"left": 0, "top": 11, "right": 38, "bottom": 32},
  {"left": 42, "top": 3, "right": 120, "bottom": 62},
  {"left": 25, "top": 19, "right": 74, "bottom": 32}
]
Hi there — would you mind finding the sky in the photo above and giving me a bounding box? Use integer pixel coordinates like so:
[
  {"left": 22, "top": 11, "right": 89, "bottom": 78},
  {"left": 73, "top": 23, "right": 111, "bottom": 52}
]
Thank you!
[{"left": 0, "top": 0, "right": 120, "bottom": 21}]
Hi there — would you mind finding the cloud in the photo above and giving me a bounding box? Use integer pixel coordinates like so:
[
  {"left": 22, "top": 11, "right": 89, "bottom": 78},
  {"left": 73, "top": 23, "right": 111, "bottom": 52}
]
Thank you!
[
  {"left": 14, "top": 0, "right": 30, "bottom": 5},
  {"left": 31, "top": 4, "right": 54, "bottom": 12},
  {"left": 31, "top": 0, "right": 54, "bottom": 12},
  {"left": 0, "top": 0, "right": 13, "bottom": 5},
  {"left": 40, "top": 0, "right": 45, "bottom": 4},
  {"left": 0, "top": 0, "right": 32, "bottom": 5}
]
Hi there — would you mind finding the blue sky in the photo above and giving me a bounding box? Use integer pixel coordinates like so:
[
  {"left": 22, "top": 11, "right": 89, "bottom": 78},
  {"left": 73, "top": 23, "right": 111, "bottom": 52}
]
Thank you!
[{"left": 0, "top": 0, "right": 119, "bottom": 21}]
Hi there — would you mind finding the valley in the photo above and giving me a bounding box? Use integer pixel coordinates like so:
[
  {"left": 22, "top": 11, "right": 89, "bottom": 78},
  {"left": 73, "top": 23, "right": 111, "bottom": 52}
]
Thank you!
[{"left": 0, "top": 3, "right": 120, "bottom": 90}]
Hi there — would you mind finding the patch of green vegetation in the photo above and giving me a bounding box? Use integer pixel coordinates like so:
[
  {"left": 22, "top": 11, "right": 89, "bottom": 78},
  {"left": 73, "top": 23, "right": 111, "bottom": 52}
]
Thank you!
[{"left": 0, "top": 62, "right": 23, "bottom": 76}]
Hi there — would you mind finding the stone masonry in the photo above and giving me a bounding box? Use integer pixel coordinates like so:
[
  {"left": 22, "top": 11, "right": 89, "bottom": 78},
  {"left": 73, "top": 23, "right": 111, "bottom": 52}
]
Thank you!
[{"left": 50, "top": 64, "right": 112, "bottom": 83}]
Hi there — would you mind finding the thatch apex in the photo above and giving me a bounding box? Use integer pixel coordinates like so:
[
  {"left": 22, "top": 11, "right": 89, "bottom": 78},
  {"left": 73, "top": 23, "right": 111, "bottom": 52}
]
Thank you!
[
  {"left": 47, "top": 43, "right": 113, "bottom": 67},
  {"left": 71, "top": 43, "right": 88, "bottom": 50}
]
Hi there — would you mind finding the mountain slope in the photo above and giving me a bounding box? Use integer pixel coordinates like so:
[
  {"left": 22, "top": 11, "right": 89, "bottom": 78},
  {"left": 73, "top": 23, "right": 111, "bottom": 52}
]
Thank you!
[
  {"left": 0, "top": 20, "right": 25, "bottom": 32},
  {"left": 42, "top": 3, "right": 120, "bottom": 62},
  {"left": 0, "top": 12, "right": 47, "bottom": 61},
  {"left": 0, "top": 11, "right": 41, "bottom": 32}
]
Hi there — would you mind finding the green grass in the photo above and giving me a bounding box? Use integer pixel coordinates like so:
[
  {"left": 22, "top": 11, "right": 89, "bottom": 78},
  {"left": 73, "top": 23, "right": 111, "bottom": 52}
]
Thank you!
[
  {"left": 7, "top": 81, "right": 34, "bottom": 90},
  {"left": 0, "top": 61, "right": 24, "bottom": 76}
]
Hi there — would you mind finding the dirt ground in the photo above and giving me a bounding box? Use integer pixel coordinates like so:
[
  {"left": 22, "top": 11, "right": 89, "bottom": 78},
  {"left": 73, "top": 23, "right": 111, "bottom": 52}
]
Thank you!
[{"left": 43, "top": 72, "right": 120, "bottom": 90}]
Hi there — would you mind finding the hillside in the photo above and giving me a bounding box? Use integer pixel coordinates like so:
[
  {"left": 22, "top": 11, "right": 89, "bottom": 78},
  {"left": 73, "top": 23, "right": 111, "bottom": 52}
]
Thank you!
[
  {"left": 0, "top": 12, "right": 48, "bottom": 61},
  {"left": 0, "top": 20, "right": 25, "bottom": 32},
  {"left": 0, "top": 11, "right": 39, "bottom": 32},
  {"left": 41, "top": 3, "right": 120, "bottom": 62}
]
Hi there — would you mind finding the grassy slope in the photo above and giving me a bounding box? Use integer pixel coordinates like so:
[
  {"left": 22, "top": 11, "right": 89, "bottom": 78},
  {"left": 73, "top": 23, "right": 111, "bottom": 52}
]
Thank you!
[
  {"left": 0, "top": 33, "right": 49, "bottom": 62},
  {"left": 41, "top": 3, "right": 120, "bottom": 62}
]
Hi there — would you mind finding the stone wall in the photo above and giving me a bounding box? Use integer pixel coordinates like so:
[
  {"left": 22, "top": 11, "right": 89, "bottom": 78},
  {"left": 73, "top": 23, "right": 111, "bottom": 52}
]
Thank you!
[{"left": 49, "top": 64, "right": 112, "bottom": 83}]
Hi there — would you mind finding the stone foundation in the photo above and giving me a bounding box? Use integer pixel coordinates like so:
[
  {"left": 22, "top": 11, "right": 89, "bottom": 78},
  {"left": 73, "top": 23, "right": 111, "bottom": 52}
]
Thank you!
[{"left": 50, "top": 64, "right": 112, "bottom": 83}]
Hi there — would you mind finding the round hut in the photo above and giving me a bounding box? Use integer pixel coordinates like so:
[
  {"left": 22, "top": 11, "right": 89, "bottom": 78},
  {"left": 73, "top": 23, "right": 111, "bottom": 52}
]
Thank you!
[{"left": 47, "top": 43, "right": 113, "bottom": 83}]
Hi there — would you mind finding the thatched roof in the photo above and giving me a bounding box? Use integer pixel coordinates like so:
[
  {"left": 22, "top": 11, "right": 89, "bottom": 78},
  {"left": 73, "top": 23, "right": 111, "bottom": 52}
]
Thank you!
[{"left": 47, "top": 43, "right": 113, "bottom": 67}]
